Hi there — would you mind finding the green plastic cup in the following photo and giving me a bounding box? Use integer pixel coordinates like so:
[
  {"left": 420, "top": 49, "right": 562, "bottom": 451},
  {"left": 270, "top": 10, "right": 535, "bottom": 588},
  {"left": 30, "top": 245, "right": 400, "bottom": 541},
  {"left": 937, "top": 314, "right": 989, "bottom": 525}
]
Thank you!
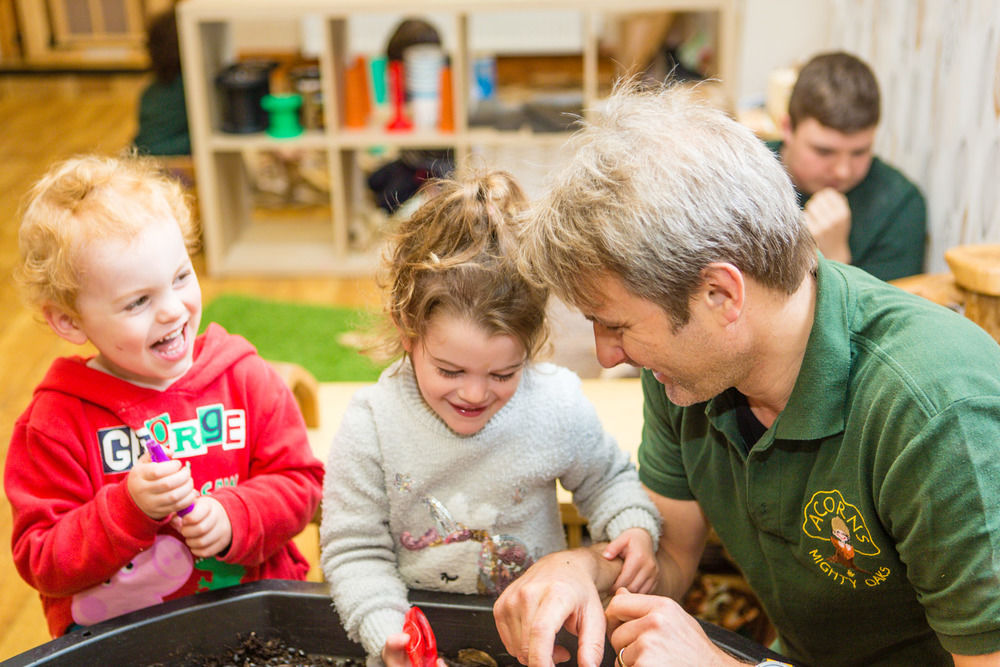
[
  {"left": 261, "top": 93, "right": 304, "bottom": 138},
  {"left": 370, "top": 56, "right": 388, "bottom": 106}
]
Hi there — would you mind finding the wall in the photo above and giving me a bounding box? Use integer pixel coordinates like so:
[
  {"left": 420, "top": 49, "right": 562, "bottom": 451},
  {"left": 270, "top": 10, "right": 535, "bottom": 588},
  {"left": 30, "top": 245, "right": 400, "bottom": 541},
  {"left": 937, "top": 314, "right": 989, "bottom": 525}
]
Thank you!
[
  {"left": 736, "top": 0, "right": 829, "bottom": 106},
  {"left": 346, "top": 11, "right": 586, "bottom": 55},
  {"left": 231, "top": 11, "right": 588, "bottom": 59}
]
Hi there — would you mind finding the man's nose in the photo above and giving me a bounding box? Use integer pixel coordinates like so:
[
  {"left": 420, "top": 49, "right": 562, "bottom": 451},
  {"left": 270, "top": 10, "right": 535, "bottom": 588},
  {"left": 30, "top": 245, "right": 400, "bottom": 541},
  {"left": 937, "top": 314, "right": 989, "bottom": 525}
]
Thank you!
[
  {"left": 833, "top": 156, "right": 852, "bottom": 181},
  {"left": 593, "top": 323, "right": 627, "bottom": 369}
]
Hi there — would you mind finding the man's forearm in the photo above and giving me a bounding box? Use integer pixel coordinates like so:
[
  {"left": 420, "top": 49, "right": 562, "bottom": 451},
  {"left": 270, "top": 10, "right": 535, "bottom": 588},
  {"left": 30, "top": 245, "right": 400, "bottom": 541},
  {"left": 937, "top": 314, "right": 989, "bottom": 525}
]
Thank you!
[
  {"left": 650, "top": 542, "right": 703, "bottom": 601},
  {"left": 587, "top": 539, "right": 694, "bottom": 603}
]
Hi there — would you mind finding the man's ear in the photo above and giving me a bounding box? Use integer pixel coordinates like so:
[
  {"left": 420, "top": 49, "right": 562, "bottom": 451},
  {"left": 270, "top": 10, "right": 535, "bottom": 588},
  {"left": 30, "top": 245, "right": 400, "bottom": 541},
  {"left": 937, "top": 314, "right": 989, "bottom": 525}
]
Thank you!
[
  {"left": 698, "top": 263, "right": 744, "bottom": 325},
  {"left": 780, "top": 114, "right": 794, "bottom": 144},
  {"left": 42, "top": 304, "right": 88, "bottom": 345}
]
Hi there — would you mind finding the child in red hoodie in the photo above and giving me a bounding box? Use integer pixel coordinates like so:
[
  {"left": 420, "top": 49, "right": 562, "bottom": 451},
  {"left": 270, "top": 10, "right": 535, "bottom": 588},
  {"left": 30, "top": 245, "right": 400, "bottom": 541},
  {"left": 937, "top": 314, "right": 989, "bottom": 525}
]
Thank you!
[{"left": 6, "top": 153, "right": 324, "bottom": 637}]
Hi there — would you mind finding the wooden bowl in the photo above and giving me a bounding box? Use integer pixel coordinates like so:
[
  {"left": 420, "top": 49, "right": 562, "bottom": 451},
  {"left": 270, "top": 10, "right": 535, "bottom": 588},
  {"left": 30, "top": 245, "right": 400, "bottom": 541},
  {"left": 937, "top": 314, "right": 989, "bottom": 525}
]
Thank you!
[{"left": 945, "top": 244, "right": 1000, "bottom": 296}]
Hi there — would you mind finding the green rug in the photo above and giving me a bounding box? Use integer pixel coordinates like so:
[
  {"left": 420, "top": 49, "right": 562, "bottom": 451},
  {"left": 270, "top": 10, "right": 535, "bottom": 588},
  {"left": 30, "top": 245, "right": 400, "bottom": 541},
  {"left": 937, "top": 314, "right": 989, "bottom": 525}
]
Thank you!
[{"left": 200, "top": 294, "right": 388, "bottom": 382}]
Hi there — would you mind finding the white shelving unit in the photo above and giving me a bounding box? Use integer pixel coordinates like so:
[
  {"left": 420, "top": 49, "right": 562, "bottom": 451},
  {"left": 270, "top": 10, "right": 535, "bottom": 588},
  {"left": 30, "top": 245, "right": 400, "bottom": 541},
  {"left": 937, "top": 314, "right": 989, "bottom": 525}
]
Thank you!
[{"left": 178, "top": 0, "right": 739, "bottom": 277}]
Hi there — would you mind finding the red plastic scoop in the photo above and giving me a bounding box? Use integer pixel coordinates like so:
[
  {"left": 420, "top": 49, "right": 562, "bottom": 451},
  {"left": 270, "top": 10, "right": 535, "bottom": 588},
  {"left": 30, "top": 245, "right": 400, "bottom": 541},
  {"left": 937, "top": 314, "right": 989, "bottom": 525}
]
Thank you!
[{"left": 404, "top": 605, "right": 438, "bottom": 667}]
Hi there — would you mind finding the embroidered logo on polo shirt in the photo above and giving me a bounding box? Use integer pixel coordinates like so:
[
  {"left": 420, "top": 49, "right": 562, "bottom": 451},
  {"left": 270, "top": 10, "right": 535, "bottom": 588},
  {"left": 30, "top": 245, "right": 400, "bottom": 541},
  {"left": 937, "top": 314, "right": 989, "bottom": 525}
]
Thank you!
[{"left": 802, "top": 489, "right": 892, "bottom": 589}]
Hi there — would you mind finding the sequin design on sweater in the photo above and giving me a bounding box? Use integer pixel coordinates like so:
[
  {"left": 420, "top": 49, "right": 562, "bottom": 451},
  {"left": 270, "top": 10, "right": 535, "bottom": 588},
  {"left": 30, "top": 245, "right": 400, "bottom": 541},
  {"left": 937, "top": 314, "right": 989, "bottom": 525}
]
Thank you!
[{"left": 395, "top": 474, "right": 533, "bottom": 595}]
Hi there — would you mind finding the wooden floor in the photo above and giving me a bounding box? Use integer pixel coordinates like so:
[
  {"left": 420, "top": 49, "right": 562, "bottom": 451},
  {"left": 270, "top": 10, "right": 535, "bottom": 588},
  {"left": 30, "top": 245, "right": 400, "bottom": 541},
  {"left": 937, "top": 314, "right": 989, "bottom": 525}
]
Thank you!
[{"left": 0, "top": 74, "right": 380, "bottom": 661}]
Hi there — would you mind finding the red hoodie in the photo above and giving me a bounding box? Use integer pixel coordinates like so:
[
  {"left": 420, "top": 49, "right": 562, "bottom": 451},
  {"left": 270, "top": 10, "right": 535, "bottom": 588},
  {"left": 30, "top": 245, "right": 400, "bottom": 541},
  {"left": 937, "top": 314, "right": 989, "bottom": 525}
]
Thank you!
[{"left": 5, "top": 324, "right": 324, "bottom": 636}]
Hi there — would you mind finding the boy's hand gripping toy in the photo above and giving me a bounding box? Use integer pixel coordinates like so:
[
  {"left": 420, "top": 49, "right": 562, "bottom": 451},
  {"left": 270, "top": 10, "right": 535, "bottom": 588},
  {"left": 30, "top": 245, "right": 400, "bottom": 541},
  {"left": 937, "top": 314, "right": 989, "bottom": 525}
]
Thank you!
[
  {"left": 135, "top": 426, "right": 195, "bottom": 517},
  {"left": 404, "top": 605, "right": 439, "bottom": 667}
]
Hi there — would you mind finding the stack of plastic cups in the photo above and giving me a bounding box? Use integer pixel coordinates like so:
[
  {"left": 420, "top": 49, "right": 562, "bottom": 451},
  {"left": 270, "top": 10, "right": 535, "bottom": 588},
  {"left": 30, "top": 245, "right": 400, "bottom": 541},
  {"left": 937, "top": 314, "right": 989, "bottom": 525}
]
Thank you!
[
  {"left": 344, "top": 55, "right": 371, "bottom": 129},
  {"left": 472, "top": 54, "right": 497, "bottom": 103},
  {"left": 403, "top": 44, "right": 444, "bottom": 130},
  {"left": 369, "top": 55, "right": 389, "bottom": 122},
  {"left": 439, "top": 59, "right": 454, "bottom": 132}
]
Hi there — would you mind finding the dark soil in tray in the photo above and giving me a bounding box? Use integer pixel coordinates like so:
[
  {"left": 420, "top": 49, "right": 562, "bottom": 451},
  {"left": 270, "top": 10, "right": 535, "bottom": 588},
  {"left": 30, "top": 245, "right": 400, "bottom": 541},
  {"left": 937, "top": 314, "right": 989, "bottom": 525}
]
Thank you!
[
  {"left": 182, "top": 631, "right": 362, "bottom": 666},
  {"left": 182, "top": 629, "right": 517, "bottom": 667}
]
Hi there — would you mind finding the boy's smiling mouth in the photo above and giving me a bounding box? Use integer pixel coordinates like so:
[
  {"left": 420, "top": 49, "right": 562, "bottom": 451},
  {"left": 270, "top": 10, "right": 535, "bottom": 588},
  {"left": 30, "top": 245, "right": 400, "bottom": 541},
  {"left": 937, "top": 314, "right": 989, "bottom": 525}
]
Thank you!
[{"left": 151, "top": 323, "right": 188, "bottom": 360}]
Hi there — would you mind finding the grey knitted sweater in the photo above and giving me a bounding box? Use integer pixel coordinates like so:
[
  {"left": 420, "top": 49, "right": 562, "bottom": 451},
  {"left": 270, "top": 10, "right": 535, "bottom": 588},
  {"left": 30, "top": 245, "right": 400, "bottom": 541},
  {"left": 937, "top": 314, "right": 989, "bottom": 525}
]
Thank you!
[{"left": 319, "top": 360, "right": 661, "bottom": 662}]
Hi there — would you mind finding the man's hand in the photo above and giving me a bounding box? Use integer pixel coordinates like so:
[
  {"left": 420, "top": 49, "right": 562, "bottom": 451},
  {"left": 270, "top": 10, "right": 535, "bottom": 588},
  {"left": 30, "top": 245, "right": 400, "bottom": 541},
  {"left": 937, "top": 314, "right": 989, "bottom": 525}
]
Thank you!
[
  {"left": 605, "top": 589, "right": 745, "bottom": 667},
  {"left": 803, "top": 187, "right": 852, "bottom": 264},
  {"left": 170, "top": 495, "right": 232, "bottom": 558},
  {"left": 494, "top": 548, "right": 613, "bottom": 666}
]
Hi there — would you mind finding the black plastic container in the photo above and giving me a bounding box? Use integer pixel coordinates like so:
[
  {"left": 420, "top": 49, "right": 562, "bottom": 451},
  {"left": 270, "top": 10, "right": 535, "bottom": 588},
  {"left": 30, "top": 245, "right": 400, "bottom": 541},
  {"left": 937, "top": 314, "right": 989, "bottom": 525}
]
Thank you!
[
  {"left": 215, "top": 61, "right": 276, "bottom": 133},
  {"left": 1, "top": 580, "right": 797, "bottom": 666}
]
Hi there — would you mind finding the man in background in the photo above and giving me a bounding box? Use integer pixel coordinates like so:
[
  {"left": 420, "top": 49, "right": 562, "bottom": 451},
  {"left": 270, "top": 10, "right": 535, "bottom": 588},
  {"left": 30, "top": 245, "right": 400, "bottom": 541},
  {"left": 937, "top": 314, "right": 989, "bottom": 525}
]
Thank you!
[
  {"left": 132, "top": 7, "right": 190, "bottom": 157},
  {"left": 771, "top": 51, "right": 926, "bottom": 282}
]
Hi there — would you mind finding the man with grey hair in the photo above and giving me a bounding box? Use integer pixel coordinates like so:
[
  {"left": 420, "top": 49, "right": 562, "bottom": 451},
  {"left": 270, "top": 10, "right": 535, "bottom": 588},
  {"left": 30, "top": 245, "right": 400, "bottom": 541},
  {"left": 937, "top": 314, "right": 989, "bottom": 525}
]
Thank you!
[{"left": 493, "top": 84, "right": 1000, "bottom": 666}]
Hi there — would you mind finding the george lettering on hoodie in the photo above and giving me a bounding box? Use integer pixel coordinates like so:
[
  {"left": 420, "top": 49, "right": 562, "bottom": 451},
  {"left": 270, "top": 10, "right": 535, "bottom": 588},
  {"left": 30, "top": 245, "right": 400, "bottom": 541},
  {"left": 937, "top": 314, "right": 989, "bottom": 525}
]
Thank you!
[{"left": 98, "top": 404, "right": 247, "bottom": 474}]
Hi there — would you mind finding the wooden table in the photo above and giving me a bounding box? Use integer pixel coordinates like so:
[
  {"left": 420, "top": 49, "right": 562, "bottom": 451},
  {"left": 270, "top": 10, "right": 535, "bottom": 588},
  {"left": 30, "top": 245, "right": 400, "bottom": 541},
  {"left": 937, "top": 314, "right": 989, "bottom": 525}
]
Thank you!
[{"left": 307, "top": 378, "right": 645, "bottom": 546}]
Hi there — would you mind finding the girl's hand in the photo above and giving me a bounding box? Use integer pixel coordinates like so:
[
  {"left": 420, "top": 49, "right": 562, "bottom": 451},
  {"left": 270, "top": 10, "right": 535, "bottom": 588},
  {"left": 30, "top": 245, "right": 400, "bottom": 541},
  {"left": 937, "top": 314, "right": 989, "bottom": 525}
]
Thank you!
[
  {"left": 127, "top": 453, "right": 198, "bottom": 520},
  {"left": 381, "top": 631, "right": 448, "bottom": 667},
  {"left": 382, "top": 632, "right": 412, "bottom": 667},
  {"left": 603, "top": 528, "right": 659, "bottom": 594},
  {"left": 170, "top": 496, "right": 232, "bottom": 558}
]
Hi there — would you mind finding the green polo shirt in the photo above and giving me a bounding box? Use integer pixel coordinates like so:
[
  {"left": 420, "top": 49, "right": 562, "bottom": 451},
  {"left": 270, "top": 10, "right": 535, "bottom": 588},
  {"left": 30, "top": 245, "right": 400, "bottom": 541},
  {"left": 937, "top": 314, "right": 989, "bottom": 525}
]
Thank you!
[
  {"left": 766, "top": 140, "right": 927, "bottom": 282},
  {"left": 133, "top": 76, "right": 191, "bottom": 156},
  {"left": 638, "top": 258, "right": 1000, "bottom": 666}
]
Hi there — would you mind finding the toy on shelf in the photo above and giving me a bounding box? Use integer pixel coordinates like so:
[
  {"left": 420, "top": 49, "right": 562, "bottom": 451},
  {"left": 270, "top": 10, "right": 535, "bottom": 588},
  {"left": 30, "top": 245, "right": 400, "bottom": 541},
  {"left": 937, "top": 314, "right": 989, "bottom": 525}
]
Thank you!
[
  {"left": 215, "top": 61, "right": 276, "bottom": 134},
  {"left": 386, "top": 60, "right": 412, "bottom": 131},
  {"left": 344, "top": 55, "right": 371, "bottom": 129},
  {"left": 261, "top": 93, "right": 304, "bottom": 138},
  {"left": 438, "top": 61, "right": 454, "bottom": 132}
]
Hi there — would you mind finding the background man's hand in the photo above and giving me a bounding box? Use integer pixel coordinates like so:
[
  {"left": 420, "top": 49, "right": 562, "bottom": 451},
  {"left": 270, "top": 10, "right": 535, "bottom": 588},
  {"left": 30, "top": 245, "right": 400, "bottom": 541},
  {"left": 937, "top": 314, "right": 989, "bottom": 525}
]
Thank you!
[{"left": 803, "top": 187, "right": 852, "bottom": 264}]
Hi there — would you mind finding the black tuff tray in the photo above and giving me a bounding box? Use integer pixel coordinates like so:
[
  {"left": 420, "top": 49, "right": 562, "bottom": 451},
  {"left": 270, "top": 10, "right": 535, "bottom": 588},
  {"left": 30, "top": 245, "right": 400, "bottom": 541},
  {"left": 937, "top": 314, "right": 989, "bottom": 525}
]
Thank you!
[{"left": 1, "top": 580, "right": 795, "bottom": 666}]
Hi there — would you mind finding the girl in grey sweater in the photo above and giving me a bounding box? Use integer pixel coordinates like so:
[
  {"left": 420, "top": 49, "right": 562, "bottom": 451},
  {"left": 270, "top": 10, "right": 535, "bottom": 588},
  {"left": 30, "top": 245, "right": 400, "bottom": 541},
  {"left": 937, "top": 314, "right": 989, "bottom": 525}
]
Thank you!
[{"left": 319, "top": 169, "right": 661, "bottom": 667}]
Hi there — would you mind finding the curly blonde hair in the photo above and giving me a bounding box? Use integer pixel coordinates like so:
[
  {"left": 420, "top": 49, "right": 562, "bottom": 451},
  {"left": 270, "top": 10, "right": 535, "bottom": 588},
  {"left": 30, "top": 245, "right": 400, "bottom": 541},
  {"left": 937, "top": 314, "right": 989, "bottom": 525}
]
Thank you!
[
  {"left": 378, "top": 168, "right": 549, "bottom": 362},
  {"left": 15, "top": 152, "right": 197, "bottom": 318}
]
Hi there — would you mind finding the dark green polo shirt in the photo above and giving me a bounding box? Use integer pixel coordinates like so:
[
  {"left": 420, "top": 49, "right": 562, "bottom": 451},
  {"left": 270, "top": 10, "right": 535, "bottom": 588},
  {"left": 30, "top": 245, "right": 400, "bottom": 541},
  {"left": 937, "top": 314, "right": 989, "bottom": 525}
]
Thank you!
[
  {"left": 133, "top": 76, "right": 191, "bottom": 156},
  {"left": 767, "top": 140, "right": 927, "bottom": 282},
  {"left": 639, "top": 258, "right": 1000, "bottom": 665}
]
